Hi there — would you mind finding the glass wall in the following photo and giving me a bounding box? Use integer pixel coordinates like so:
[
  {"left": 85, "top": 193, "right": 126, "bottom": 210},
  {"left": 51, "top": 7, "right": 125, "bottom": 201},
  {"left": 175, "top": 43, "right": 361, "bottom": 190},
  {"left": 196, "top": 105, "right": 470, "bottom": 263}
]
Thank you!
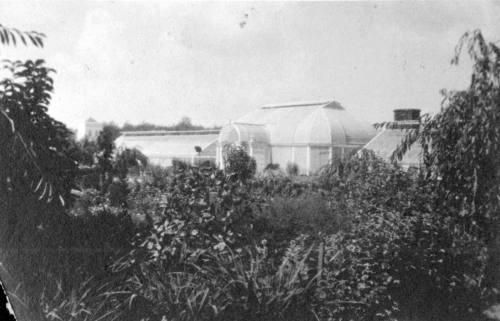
[
  {"left": 293, "top": 146, "right": 308, "bottom": 175},
  {"left": 309, "top": 146, "right": 331, "bottom": 174},
  {"left": 271, "top": 146, "right": 293, "bottom": 171}
]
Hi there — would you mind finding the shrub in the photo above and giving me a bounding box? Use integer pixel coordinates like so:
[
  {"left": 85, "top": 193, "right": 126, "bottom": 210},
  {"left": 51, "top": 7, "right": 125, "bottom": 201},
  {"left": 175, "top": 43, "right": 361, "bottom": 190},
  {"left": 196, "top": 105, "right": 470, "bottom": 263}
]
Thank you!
[
  {"left": 262, "top": 164, "right": 285, "bottom": 179},
  {"left": 127, "top": 164, "right": 263, "bottom": 268},
  {"left": 318, "top": 150, "right": 425, "bottom": 213},
  {"left": 127, "top": 184, "right": 165, "bottom": 225},
  {"left": 286, "top": 162, "right": 299, "bottom": 176},
  {"left": 303, "top": 207, "right": 490, "bottom": 321},
  {"left": 4, "top": 139, "right": 491, "bottom": 321},
  {"left": 254, "top": 194, "right": 349, "bottom": 257},
  {"left": 223, "top": 144, "right": 256, "bottom": 181},
  {"left": 0, "top": 193, "right": 139, "bottom": 321},
  {"left": 107, "top": 177, "right": 129, "bottom": 207},
  {"left": 114, "top": 147, "right": 148, "bottom": 178},
  {"left": 250, "top": 176, "right": 322, "bottom": 199},
  {"left": 172, "top": 158, "right": 190, "bottom": 171},
  {"left": 265, "top": 163, "right": 280, "bottom": 171},
  {"left": 313, "top": 151, "right": 491, "bottom": 321},
  {"left": 390, "top": 213, "right": 490, "bottom": 320},
  {"left": 194, "top": 158, "right": 217, "bottom": 168},
  {"left": 143, "top": 164, "right": 172, "bottom": 190}
]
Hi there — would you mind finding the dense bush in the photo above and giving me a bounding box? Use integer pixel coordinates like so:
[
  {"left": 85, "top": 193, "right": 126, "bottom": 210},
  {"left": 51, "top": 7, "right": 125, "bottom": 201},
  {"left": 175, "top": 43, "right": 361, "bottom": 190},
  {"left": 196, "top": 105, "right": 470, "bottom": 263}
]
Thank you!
[
  {"left": 114, "top": 147, "right": 148, "bottom": 178},
  {"left": 286, "top": 162, "right": 299, "bottom": 176},
  {"left": 254, "top": 194, "right": 348, "bottom": 257},
  {"left": 250, "top": 175, "right": 322, "bottom": 198},
  {"left": 223, "top": 144, "right": 256, "bottom": 181},
  {"left": 3, "top": 149, "right": 494, "bottom": 321},
  {"left": 315, "top": 209, "right": 489, "bottom": 321},
  {"left": 95, "top": 153, "right": 489, "bottom": 321},
  {"left": 262, "top": 163, "right": 284, "bottom": 178},
  {"left": 105, "top": 164, "right": 327, "bottom": 321},
  {"left": 128, "top": 165, "right": 263, "bottom": 266},
  {"left": 313, "top": 151, "right": 492, "bottom": 321},
  {"left": 264, "top": 163, "right": 280, "bottom": 171},
  {"left": 141, "top": 164, "right": 173, "bottom": 190},
  {"left": 0, "top": 192, "right": 139, "bottom": 321}
]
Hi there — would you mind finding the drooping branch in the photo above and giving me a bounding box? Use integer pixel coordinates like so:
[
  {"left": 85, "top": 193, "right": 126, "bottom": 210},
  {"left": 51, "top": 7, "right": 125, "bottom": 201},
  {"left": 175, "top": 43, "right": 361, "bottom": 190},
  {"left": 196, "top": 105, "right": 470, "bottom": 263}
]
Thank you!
[{"left": 0, "top": 24, "right": 45, "bottom": 48}]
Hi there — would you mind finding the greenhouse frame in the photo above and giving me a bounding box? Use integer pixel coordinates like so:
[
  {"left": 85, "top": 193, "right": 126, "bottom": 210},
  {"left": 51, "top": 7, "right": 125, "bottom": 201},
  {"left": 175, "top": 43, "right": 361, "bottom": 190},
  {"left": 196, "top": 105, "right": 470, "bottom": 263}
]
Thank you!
[{"left": 217, "top": 100, "right": 376, "bottom": 175}]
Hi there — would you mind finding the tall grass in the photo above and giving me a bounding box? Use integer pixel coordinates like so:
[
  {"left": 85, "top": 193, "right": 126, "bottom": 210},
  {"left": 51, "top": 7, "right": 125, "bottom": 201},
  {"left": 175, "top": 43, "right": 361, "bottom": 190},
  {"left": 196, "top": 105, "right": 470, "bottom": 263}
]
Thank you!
[{"left": 108, "top": 239, "right": 320, "bottom": 321}]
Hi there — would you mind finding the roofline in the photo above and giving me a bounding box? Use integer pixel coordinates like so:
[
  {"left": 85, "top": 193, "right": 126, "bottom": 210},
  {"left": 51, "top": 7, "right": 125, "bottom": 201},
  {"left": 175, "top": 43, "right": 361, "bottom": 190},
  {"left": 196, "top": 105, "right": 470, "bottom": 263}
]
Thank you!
[
  {"left": 261, "top": 100, "right": 332, "bottom": 109},
  {"left": 360, "top": 129, "right": 386, "bottom": 150},
  {"left": 121, "top": 129, "right": 220, "bottom": 137},
  {"left": 231, "top": 122, "right": 266, "bottom": 126}
]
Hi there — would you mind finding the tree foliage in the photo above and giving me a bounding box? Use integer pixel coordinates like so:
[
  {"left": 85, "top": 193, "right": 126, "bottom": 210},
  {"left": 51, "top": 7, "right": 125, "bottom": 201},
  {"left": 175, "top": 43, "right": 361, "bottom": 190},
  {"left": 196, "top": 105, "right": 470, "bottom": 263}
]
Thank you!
[
  {"left": 0, "top": 59, "right": 77, "bottom": 204},
  {"left": 392, "top": 29, "right": 500, "bottom": 293},
  {"left": 121, "top": 116, "right": 219, "bottom": 132},
  {"left": 223, "top": 143, "right": 256, "bottom": 181},
  {"left": 0, "top": 24, "right": 44, "bottom": 48},
  {"left": 394, "top": 30, "right": 500, "bottom": 229},
  {"left": 0, "top": 23, "right": 78, "bottom": 205}
]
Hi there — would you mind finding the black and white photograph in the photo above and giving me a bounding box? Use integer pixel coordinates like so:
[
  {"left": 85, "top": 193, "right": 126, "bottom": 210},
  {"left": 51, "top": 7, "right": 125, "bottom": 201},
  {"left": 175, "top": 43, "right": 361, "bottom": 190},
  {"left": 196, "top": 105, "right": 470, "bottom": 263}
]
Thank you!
[{"left": 1, "top": 1, "right": 500, "bottom": 320}]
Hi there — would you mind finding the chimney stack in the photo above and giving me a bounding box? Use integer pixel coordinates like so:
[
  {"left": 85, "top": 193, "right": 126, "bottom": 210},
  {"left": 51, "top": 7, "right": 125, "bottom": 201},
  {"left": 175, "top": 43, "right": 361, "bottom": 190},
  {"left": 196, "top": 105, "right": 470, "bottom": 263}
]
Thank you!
[
  {"left": 393, "top": 109, "right": 420, "bottom": 122},
  {"left": 390, "top": 109, "right": 421, "bottom": 129}
]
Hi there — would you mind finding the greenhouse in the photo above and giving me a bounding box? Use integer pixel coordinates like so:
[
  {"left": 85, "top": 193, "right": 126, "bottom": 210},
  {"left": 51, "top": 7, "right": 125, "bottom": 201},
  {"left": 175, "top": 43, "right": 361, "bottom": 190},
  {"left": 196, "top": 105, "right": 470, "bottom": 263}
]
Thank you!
[
  {"left": 115, "top": 130, "right": 219, "bottom": 167},
  {"left": 361, "top": 109, "right": 423, "bottom": 169},
  {"left": 217, "top": 100, "right": 376, "bottom": 175}
]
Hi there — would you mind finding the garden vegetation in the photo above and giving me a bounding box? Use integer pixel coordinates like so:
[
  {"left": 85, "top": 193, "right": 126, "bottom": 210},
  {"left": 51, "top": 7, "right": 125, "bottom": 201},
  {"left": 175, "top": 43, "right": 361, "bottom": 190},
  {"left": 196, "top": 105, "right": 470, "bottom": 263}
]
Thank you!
[{"left": 1, "top": 24, "right": 500, "bottom": 321}]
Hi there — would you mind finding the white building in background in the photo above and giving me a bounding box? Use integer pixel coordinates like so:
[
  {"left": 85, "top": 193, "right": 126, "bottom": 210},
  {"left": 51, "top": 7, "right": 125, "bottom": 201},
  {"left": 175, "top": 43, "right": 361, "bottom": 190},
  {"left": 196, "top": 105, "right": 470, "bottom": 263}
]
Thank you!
[
  {"left": 217, "top": 100, "right": 376, "bottom": 175},
  {"left": 115, "top": 130, "right": 220, "bottom": 167},
  {"left": 84, "top": 118, "right": 104, "bottom": 141},
  {"left": 114, "top": 100, "right": 376, "bottom": 174}
]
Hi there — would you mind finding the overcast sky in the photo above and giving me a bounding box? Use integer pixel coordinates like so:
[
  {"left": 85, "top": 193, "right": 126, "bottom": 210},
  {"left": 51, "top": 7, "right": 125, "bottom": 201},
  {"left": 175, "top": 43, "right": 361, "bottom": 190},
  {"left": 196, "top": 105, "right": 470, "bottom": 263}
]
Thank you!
[{"left": 1, "top": 1, "right": 499, "bottom": 136}]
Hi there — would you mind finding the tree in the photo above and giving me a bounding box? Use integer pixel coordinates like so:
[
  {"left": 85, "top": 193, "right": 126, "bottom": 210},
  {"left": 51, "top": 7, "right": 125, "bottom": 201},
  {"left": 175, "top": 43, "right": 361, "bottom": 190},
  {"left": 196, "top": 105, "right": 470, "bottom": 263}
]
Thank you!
[
  {"left": 75, "top": 137, "right": 99, "bottom": 166},
  {"left": 114, "top": 147, "right": 148, "bottom": 179},
  {"left": 121, "top": 116, "right": 213, "bottom": 132},
  {"left": 0, "top": 58, "right": 78, "bottom": 205},
  {"left": 175, "top": 116, "right": 193, "bottom": 130},
  {"left": 393, "top": 29, "right": 500, "bottom": 292},
  {"left": 0, "top": 24, "right": 74, "bottom": 321},
  {"left": 223, "top": 143, "right": 256, "bottom": 181},
  {"left": 96, "top": 125, "right": 118, "bottom": 190},
  {"left": 102, "top": 122, "right": 121, "bottom": 141},
  {"left": 0, "top": 24, "right": 44, "bottom": 47}
]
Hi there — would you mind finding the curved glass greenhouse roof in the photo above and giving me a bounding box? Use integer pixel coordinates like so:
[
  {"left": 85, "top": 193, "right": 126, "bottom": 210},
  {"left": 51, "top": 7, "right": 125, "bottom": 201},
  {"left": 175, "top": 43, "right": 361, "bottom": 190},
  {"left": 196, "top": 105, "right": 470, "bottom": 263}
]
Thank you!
[{"left": 232, "top": 101, "right": 375, "bottom": 146}]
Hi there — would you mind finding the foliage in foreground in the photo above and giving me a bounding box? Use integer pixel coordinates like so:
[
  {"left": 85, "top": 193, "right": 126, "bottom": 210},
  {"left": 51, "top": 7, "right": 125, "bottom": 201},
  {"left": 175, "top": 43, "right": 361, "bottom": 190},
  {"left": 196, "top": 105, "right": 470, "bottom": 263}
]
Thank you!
[
  {"left": 391, "top": 30, "right": 500, "bottom": 292},
  {"left": 64, "top": 153, "right": 486, "bottom": 321},
  {"left": 2, "top": 149, "right": 493, "bottom": 321}
]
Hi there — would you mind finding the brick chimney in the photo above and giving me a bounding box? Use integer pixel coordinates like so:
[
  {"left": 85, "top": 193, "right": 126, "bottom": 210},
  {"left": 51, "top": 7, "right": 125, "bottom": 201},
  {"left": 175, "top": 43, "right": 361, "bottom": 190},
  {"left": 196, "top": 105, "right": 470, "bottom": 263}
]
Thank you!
[
  {"left": 392, "top": 109, "right": 420, "bottom": 129},
  {"left": 393, "top": 109, "right": 420, "bottom": 122}
]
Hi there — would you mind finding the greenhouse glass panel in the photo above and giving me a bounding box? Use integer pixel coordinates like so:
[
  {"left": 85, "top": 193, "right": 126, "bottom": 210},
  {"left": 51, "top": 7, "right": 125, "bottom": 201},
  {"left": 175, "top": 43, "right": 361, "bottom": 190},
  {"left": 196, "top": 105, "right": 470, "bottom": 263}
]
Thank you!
[
  {"left": 310, "top": 146, "right": 331, "bottom": 174},
  {"left": 271, "top": 146, "right": 293, "bottom": 170},
  {"left": 293, "top": 146, "right": 308, "bottom": 175}
]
